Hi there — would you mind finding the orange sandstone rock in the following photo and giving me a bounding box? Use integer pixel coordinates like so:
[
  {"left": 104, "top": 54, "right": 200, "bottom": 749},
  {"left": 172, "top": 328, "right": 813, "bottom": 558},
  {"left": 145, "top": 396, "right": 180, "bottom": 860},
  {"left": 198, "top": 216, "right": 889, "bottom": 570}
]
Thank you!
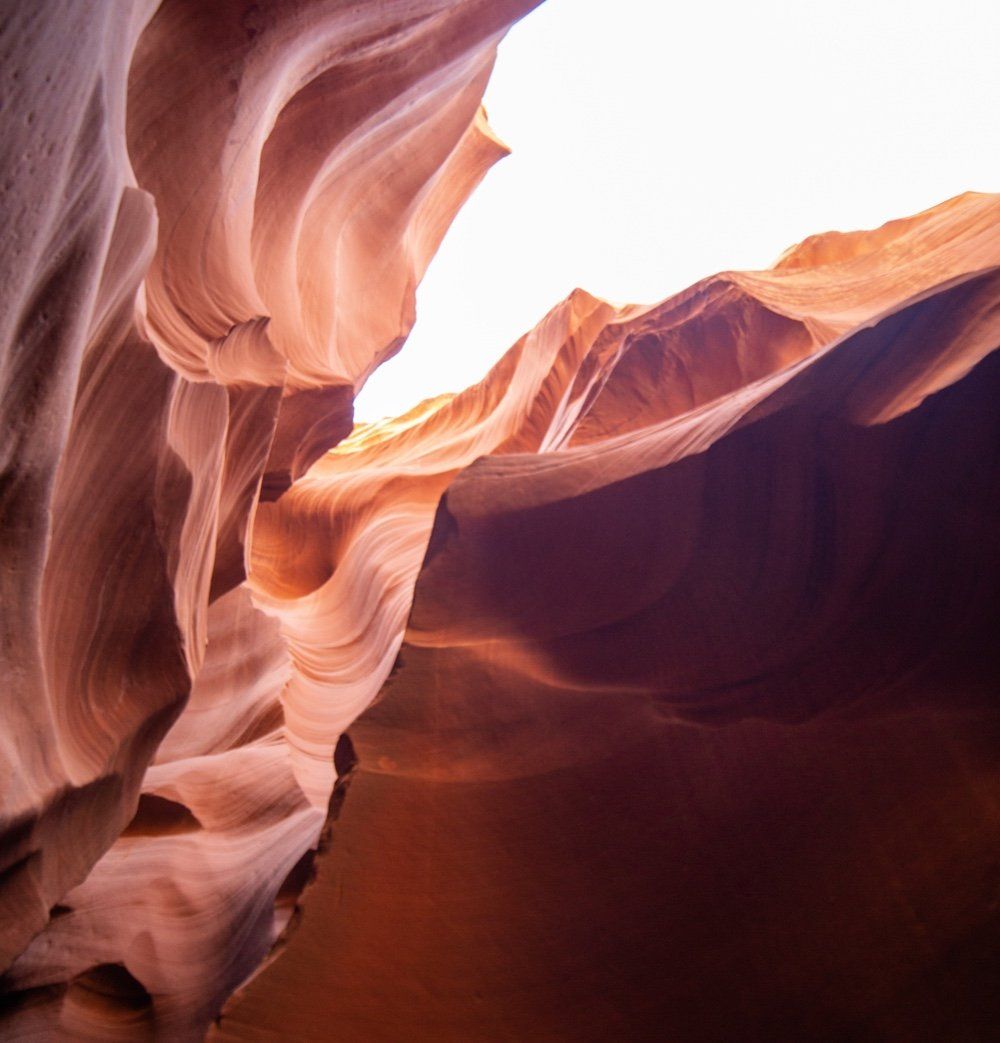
[
  {"left": 1, "top": 2, "right": 998, "bottom": 1040},
  {"left": 214, "top": 201, "right": 1000, "bottom": 1041}
]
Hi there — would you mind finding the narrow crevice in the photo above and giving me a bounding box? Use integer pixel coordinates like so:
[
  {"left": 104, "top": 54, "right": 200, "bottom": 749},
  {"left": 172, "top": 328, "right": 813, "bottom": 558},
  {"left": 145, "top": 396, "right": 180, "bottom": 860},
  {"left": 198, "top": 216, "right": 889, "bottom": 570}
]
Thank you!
[{"left": 213, "top": 732, "right": 360, "bottom": 1031}]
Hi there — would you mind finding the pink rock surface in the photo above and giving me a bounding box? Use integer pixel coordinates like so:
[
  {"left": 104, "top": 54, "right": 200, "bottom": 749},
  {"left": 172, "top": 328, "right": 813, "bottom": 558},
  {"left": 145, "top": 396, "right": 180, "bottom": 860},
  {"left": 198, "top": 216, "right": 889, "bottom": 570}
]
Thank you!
[
  {"left": 1, "top": 2, "right": 538, "bottom": 1036},
  {"left": 1, "top": 3, "right": 998, "bottom": 1040}
]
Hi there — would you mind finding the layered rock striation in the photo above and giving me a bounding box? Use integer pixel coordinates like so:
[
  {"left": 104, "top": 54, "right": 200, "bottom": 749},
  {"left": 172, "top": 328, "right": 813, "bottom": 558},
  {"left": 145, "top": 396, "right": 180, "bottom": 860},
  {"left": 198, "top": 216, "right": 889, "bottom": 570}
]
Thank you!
[
  {"left": 1, "top": 2, "right": 999, "bottom": 1040},
  {"left": 213, "top": 193, "right": 1000, "bottom": 1041},
  {"left": 1, "top": 1, "right": 538, "bottom": 1037}
]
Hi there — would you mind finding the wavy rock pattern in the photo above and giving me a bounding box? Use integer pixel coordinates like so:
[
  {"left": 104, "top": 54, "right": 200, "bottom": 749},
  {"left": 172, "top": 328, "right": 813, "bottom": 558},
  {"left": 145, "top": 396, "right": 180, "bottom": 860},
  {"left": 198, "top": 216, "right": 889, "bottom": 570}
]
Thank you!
[
  {"left": 1, "top": 1, "right": 537, "bottom": 1038},
  {"left": 214, "top": 194, "right": 1000, "bottom": 1041},
  {"left": 1, "top": 2, "right": 998, "bottom": 1041}
]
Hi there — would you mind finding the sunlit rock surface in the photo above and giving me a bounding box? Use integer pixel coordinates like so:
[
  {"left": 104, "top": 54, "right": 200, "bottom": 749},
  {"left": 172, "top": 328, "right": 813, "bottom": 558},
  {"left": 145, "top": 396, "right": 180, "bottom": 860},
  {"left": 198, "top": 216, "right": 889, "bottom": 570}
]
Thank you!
[
  {"left": 0, "top": 1, "right": 538, "bottom": 1037},
  {"left": 214, "top": 192, "right": 1000, "bottom": 1041},
  {"left": 1, "top": 2, "right": 998, "bottom": 1040}
]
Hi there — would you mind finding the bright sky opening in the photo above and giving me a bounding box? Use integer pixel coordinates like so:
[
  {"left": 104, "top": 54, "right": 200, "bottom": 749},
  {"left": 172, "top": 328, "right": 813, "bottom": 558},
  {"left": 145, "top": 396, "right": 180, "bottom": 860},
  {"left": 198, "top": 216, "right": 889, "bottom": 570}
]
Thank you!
[{"left": 355, "top": 0, "right": 1000, "bottom": 422}]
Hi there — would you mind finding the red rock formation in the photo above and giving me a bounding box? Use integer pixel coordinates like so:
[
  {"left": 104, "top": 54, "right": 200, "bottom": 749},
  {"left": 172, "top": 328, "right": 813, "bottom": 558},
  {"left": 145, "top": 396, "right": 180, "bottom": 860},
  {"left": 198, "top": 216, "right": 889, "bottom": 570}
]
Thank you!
[
  {"left": 1, "top": 3, "right": 998, "bottom": 1041},
  {"left": 0, "top": 1, "right": 538, "bottom": 1037},
  {"left": 212, "top": 196, "right": 1000, "bottom": 1041}
]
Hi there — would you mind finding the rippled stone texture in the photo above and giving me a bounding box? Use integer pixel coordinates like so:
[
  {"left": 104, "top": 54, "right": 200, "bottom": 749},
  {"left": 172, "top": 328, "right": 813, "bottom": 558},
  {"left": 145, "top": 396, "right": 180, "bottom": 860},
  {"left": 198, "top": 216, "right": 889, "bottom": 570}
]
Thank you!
[
  {"left": 215, "top": 195, "right": 1000, "bottom": 1042},
  {"left": 1, "top": 2, "right": 998, "bottom": 1041},
  {"left": 0, "top": 1, "right": 537, "bottom": 1038}
]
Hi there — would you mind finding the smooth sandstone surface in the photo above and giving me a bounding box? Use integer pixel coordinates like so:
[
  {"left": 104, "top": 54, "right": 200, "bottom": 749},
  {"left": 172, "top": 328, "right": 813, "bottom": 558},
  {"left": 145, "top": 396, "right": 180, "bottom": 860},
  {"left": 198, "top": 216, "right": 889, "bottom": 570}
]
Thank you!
[
  {"left": 213, "top": 201, "right": 1000, "bottom": 1042},
  {"left": 1, "top": 2, "right": 999, "bottom": 1041},
  {"left": 1, "top": 1, "right": 538, "bottom": 1037}
]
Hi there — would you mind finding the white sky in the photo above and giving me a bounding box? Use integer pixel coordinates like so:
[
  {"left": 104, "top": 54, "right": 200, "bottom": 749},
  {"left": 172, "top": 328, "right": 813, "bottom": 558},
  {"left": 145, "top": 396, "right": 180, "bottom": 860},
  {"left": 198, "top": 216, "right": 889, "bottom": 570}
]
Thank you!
[{"left": 355, "top": 0, "right": 1000, "bottom": 421}]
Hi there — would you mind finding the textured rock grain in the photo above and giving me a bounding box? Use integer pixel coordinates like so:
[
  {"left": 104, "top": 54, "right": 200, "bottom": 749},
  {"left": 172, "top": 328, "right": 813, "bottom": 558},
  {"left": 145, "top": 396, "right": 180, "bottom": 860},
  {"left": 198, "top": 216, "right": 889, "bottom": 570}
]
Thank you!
[
  {"left": 1, "top": 1, "right": 538, "bottom": 1037},
  {"left": 1, "top": 2, "right": 998, "bottom": 1040},
  {"left": 215, "top": 196, "right": 1000, "bottom": 1042}
]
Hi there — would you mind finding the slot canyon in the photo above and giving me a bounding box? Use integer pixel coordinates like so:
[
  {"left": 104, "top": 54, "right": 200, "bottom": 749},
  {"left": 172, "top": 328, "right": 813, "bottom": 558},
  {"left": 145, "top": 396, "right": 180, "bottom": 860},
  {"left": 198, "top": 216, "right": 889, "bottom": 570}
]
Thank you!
[{"left": 1, "top": 2, "right": 998, "bottom": 1040}]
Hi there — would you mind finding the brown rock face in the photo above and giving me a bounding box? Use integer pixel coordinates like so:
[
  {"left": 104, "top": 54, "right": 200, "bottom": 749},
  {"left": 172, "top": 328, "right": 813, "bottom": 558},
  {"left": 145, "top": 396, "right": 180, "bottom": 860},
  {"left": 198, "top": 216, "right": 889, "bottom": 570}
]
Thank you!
[
  {"left": 211, "top": 199, "right": 1000, "bottom": 1042},
  {"left": 1, "top": 4, "right": 998, "bottom": 1042}
]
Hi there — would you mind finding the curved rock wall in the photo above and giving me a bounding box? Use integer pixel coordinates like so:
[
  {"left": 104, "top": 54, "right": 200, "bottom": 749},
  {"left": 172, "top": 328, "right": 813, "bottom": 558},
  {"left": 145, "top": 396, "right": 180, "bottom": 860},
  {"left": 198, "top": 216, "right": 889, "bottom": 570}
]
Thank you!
[
  {"left": 214, "top": 194, "right": 1000, "bottom": 1041},
  {"left": 0, "top": 1, "right": 538, "bottom": 1037},
  {"left": 1, "top": 3, "right": 998, "bottom": 1040}
]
